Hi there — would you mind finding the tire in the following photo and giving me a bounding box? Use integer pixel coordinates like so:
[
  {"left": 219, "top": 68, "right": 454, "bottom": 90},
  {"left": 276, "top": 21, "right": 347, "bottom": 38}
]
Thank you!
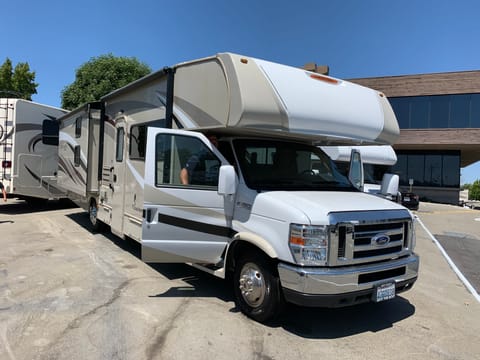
[
  {"left": 233, "top": 252, "right": 284, "bottom": 323},
  {"left": 89, "top": 200, "right": 104, "bottom": 232}
]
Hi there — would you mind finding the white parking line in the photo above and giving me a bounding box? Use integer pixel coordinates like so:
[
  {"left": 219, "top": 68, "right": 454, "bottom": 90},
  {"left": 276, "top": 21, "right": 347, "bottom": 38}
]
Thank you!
[{"left": 415, "top": 215, "right": 480, "bottom": 303}]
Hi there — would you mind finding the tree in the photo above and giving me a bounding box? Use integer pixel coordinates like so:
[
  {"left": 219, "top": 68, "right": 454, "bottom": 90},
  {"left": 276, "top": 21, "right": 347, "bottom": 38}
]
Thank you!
[
  {"left": 61, "top": 54, "right": 151, "bottom": 110},
  {"left": 469, "top": 180, "right": 480, "bottom": 201},
  {"left": 0, "top": 58, "right": 38, "bottom": 100}
]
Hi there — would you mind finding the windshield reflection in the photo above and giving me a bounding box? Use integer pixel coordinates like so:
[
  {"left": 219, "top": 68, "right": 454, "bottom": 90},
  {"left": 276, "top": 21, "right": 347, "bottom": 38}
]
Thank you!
[{"left": 233, "top": 139, "right": 356, "bottom": 191}]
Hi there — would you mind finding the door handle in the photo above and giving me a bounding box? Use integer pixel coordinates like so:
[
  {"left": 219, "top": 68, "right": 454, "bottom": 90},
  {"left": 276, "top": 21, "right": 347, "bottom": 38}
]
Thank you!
[{"left": 145, "top": 208, "right": 153, "bottom": 223}]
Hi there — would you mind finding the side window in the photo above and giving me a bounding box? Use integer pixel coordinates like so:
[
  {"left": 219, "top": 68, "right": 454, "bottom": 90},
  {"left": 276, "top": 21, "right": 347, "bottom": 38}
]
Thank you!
[
  {"left": 42, "top": 119, "right": 59, "bottom": 146},
  {"left": 75, "top": 116, "right": 82, "bottom": 138},
  {"left": 155, "top": 134, "right": 220, "bottom": 188},
  {"left": 74, "top": 145, "right": 81, "bottom": 167},
  {"left": 129, "top": 119, "right": 165, "bottom": 161},
  {"left": 130, "top": 124, "right": 146, "bottom": 160},
  {"left": 116, "top": 128, "right": 125, "bottom": 162}
]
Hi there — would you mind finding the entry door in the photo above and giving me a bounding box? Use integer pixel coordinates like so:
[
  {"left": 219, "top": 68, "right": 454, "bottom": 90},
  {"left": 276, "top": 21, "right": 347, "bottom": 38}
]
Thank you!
[
  {"left": 110, "top": 121, "right": 127, "bottom": 235},
  {"left": 142, "top": 128, "right": 232, "bottom": 264}
]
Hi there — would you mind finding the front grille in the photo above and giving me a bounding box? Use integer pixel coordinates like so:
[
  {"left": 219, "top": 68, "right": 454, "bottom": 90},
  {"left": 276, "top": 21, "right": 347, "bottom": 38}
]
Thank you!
[{"left": 328, "top": 210, "right": 412, "bottom": 266}]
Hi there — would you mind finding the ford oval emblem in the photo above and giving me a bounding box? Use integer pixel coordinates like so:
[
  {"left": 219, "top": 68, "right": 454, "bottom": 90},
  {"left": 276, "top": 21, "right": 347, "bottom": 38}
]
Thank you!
[{"left": 372, "top": 234, "right": 390, "bottom": 246}]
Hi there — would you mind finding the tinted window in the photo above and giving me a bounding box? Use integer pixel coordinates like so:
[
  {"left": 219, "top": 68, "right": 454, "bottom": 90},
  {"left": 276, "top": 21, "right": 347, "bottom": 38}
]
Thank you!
[
  {"left": 392, "top": 155, "right": 408, "bottom": 184},
  {"left": 75, "top": 117, "right": 82, "bottom": 138},
  {"left": 74, "top": 145, "right": 81, "bottom": 167},
  {"left": 424, "top": 155, "right": 442, "bottom": 186},
  {"left": 471, "top": 94, "right": 480, "bottom": 127},
  {"left": 390, "top": 98, "right": 410, "bottom": 128},
  {"left": 389, "top": 94, "right": 480, "bottom": 129},
  {"left": 232, "top": 139, "right": 354, "bottom": 191},
  {"left": 410, "top": 97, "right": 429, "bottom": 128},
  {"left": 394, "top": 151, "right": 460, "bottom": 188},
  {"left": 116, "top": 128, "right": 124, "bottom": 162},
  {"left": 42, "top": 119, "right": 59, "bottom": 146},
  {"left": 450, "top": 94, "right": 470, "bottom": 128},
  {"left": 443, "top": 155, "right": 460, "bottom": 187},
  {"left": 155, "top": 134, "right": 220, "bottom": 188},
  {"left": 407, "top": 154, "right": 425, "bottom": 186},
  {"left": 430, "top": 95, "right": 450, "bottom": 128},
  {"left": 129, "top": 119, "right": 165, "bottom": 160},
  {"left": 130, "top": 124, "right": 146, "bottom": 160}
]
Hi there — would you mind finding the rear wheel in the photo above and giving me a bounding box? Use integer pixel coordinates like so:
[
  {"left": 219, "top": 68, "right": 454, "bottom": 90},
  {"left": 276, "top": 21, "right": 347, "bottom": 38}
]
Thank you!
[
  {"left": 233, "top": 252, "right": 284, "bottom": 323},
  {"left": 89, "top": 199, "right": 104, "bottom": 232}
]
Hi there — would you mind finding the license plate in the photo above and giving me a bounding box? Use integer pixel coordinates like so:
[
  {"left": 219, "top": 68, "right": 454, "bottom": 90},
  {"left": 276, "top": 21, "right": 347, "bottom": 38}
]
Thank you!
[
  {"left": 404, "top": 197, "right": 410, "bottom": 201},
  {"left": 374, "top": 282, "right": 396, "bottom": 302}
]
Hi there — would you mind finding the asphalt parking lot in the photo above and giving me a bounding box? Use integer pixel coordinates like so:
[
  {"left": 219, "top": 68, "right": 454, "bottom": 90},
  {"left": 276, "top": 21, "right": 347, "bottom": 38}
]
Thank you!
[{"left": 1, "top": 199, "right": 480, "bottom": 360}]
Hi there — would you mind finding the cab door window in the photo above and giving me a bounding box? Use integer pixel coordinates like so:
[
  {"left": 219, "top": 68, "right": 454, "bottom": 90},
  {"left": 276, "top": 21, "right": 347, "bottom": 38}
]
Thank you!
[{"left": 155, "top": 134, "right": 220, "bottom": 188}]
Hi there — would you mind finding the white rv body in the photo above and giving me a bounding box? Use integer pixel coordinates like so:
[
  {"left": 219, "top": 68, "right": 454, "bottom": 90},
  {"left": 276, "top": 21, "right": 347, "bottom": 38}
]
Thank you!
[
  {"left": 58, "top": 53, "right": 418, "bottom": 322},
  {"left": 0, "top": 98, "right": 67, "bottom": 201},
  {"left": 322, "top": 145, "right": 398, "bottom": 194}
]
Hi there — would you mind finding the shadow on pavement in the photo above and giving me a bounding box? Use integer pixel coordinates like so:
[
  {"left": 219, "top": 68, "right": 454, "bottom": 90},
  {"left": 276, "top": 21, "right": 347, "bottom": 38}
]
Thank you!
[
  {"left": 65, "top": 210, "right": 416, "bottom": 339},
  {"left": 0, "top": 198, "right": 77, "bottom": 215}
]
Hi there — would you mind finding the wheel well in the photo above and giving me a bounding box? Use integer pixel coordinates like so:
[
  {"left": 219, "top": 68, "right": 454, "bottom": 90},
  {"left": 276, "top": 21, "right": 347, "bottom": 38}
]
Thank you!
[{"left": 226, "top": 240, "right": 277, "bottom": 278}]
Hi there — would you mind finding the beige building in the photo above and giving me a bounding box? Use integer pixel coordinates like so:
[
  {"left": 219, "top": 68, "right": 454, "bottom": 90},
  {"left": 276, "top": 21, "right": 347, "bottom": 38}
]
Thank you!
[{"left": 348, "top": 71, "right": 480, "bottom": 204}]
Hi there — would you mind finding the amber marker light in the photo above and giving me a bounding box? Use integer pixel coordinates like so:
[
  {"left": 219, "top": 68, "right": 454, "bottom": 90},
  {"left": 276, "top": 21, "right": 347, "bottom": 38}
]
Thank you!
[
  {"left": 240, "top": 58, "right": 248, "bottom": 64},
  {"left": 309, "top": 73, "right": 339, "bottom": 85}
]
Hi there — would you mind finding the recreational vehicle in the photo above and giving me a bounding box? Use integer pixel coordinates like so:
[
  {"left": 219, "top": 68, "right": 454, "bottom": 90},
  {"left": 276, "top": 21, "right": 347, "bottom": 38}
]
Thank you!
[
  {"left": 0, "top": 98, "right": 67, "bottom": 202},
  {"left": 58, "top": 53, "right": 419, "bottom": 322},
  {"left": 322, "top": 145, "right": 400, "bottom": 197}
]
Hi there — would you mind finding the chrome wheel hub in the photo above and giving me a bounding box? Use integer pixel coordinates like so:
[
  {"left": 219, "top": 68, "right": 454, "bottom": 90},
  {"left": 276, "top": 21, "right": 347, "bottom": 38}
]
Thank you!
[
  {"left": 90, "top": 205, "right": 97, "bottom": 225},
  {"left": 239, "top": 262, "right": 266, "bottom": 308}
]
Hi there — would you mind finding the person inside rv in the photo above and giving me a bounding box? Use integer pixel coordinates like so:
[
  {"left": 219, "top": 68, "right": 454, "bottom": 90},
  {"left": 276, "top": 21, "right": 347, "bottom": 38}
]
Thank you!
[
  {"left": 0, "top": 181, "right": 6, "bottom": 202},
  {"left": 179, "top": 133, "right": 220, "bottom": 185}
]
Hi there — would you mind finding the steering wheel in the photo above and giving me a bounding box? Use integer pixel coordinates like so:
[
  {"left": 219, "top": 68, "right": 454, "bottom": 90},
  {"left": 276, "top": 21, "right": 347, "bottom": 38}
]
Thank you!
[{"left": 301, "top": 169, "right": 315, "bottom": 175}]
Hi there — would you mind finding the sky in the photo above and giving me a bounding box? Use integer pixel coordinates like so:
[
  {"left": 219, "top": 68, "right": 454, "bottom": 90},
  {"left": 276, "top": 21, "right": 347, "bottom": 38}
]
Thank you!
[{"left": 2, "top": 0, "right": 480, "bottom": 183}]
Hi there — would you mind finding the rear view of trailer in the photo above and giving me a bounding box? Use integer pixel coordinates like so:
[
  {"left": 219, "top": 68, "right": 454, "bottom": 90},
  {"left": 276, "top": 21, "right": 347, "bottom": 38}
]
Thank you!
[{"left": 0, "top": 98, "right": 67, "bottom": 202}]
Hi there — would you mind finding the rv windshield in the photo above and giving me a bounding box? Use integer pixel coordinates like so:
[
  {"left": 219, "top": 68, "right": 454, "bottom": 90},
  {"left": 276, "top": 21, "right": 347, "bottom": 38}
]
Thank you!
[{"left": 233, "top": 139, "right": 356, "bottom": 191}]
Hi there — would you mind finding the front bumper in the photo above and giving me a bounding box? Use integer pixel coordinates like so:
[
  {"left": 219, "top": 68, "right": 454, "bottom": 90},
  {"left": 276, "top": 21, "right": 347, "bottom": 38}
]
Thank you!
[{"left": 278, "top": 253, "right": 419, "bottom": 307}]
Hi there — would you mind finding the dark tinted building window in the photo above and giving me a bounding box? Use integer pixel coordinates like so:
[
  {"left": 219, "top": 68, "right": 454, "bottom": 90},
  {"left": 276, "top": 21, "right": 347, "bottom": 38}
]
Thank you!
[
  {"left": 392, "top": 151, "right": 460, "bottom": 188},
  {"left": 410, "top": 97, "right": 429, "bottom": 128},
  {"left": 442, "top": 155, "right": 460, "bottom": 187},
  {"left": 430, "top": 95, "right": 450, "bottom": 128},
  {"left": 471, "top": 94, "right": 480, "bottom": 127},
  {"left": 424, "top": 155, "right": 442, "bottom": 186},
  {"left": 389, "top": 94, "right": 480, "bottom": 129},
  {"left": 407, "top": 154, "right": 425, "bottom": 186},
  {"left": 390, "top": 98, "right": 410, "bottom": 128},
  {"left": 450, "top": 94, "right": 470, "bottom": 128}
]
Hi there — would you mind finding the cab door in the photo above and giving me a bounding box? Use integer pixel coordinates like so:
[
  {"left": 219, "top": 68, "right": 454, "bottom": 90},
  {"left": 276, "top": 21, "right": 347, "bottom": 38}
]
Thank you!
[
  {"left": 142, "top": 128, "right": 234, "bottom": 264},
  {"left": 110, "top": 120, "right": 127, "bottom": 236}
]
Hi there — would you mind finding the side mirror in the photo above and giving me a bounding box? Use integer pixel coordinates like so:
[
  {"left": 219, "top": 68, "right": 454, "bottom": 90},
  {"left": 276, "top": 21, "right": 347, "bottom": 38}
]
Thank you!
[
  {"left": 380, "top": 173, "right": 399, "bottom": 200},
  {"left": 348, "top": 149, "right": 364, "bottom": 191},
  {"left": 218, "top": 165, "right": 237, "bottom": 195}
]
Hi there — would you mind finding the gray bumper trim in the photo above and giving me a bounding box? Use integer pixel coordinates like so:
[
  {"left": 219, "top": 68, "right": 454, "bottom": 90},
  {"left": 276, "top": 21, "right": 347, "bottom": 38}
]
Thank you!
[{"left": 278, "top": 254, "right": 419, "bottom": 296}]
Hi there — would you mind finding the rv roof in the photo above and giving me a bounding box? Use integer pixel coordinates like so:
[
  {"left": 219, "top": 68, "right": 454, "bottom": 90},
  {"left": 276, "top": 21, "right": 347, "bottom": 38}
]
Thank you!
[{"left": 102, "top": 53, "right": 400, "bottom": 145}]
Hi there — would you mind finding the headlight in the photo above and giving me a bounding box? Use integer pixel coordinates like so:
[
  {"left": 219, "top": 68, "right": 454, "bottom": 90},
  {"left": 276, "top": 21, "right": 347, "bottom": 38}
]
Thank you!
[
  {"left": 289, "top": 224, "right": 329, "bottom": 265},
  {"left": 410, "top": 219, "right": 416, "bottom": 251}
]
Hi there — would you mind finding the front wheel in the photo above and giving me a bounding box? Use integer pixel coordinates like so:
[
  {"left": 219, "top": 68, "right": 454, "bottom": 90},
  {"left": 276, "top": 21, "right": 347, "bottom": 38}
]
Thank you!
[{"left": 233, "top": 253, "right": 284, "bottom": 323}]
